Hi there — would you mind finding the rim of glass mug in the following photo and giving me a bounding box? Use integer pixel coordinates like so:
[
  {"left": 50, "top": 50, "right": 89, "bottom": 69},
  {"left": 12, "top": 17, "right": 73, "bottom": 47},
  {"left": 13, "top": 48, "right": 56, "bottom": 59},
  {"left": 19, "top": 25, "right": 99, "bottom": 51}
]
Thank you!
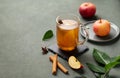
[{"left": 56, "top": 14, "right": 81, "bottom": 25}]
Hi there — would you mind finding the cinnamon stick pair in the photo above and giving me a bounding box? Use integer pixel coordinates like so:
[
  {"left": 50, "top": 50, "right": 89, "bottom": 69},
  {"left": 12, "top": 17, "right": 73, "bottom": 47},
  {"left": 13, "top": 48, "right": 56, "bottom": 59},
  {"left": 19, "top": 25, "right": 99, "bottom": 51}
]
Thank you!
[{"left": 49, "top": 54, "right": 68, "bottom": 75}]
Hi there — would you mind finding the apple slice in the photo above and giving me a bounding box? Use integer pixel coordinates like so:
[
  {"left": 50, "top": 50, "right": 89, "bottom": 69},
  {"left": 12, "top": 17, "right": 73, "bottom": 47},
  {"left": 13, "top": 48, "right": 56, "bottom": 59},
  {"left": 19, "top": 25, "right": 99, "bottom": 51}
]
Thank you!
[{"left": 68, "top": 56, "right": 83, "bottom": 69}]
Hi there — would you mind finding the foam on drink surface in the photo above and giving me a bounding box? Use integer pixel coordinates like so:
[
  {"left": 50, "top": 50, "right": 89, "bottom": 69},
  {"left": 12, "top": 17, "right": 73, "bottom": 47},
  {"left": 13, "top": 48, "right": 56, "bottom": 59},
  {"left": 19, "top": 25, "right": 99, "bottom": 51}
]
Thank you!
[{"left": 59, "top": 20, "right": 78, "bottom": 30}]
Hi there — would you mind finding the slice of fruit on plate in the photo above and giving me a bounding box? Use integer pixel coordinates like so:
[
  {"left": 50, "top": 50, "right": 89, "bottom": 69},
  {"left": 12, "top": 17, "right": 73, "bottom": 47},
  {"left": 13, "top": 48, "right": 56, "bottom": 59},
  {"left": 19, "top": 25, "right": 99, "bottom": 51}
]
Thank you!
[{"left": 68, "top": 56, "right": 83, "bottom": 69}]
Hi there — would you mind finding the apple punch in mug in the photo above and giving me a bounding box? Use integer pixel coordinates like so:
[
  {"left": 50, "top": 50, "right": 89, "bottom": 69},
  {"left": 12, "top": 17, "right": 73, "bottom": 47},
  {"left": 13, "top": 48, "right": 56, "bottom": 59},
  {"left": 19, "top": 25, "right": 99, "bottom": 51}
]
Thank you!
[{"left": 56, "top": 14, "right": 89, "bottom": 51}]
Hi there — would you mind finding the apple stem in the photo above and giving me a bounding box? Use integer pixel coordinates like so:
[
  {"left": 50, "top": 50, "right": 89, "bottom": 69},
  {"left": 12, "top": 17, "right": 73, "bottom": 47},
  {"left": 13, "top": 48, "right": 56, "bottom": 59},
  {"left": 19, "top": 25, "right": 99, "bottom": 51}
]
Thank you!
[
  {"left": 85, "top": 3, "right": 88, "bottom": 6},
  {"left": 99, "top": 18, "right": 102, "bottom": 23}
]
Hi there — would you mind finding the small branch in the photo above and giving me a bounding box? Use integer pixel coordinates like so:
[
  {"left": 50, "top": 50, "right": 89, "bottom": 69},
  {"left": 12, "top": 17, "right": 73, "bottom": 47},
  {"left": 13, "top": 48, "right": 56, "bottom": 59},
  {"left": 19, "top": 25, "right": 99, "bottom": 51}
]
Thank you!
[{"left": 99, "top": 18, "right": 102, "bottom": 23}]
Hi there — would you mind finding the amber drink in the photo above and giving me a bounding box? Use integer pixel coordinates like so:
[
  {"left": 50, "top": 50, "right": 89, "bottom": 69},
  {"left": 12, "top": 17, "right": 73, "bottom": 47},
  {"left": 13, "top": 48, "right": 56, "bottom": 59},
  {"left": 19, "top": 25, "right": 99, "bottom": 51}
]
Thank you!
[{"left": 56, "top": 19, "right": 80, "bottom": 51}]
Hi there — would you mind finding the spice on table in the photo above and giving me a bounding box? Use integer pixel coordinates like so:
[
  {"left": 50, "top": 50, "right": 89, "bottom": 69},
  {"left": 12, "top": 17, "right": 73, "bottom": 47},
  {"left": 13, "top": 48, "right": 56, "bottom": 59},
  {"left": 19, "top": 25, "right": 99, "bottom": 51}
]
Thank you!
[
  {"left": 49, "top": 55, "right": 68, "bottom": 74},
  {"left": 52, "top": 54, "right": 57, "bottom": 75},
  {"left": 41, "top": 47, "right": 48, "bottom": 54}
]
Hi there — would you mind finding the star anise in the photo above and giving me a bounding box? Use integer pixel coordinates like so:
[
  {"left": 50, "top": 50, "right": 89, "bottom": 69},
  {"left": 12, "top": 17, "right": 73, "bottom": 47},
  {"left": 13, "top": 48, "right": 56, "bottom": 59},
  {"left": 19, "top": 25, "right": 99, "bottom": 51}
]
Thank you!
[
  {"left": 58, "top": 19, "right": 63, "bottom": 24},
  {"left": 42, "top": 47, "right": 48, "bottom": 54}
]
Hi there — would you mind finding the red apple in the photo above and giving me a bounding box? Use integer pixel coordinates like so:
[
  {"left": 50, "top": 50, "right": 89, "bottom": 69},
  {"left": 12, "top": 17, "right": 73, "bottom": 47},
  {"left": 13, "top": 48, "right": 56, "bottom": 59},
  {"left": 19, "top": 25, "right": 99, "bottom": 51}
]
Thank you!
[
  {"left": 79, "top": 2, "right": 96, "bottom": 18},
  {"left": 93, "top": 19, "right": 111, "bottom": 36}
]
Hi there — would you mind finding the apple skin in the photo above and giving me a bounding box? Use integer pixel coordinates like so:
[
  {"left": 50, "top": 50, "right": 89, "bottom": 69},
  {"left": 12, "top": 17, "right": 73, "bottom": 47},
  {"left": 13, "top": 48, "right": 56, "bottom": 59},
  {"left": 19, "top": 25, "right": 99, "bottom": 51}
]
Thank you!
[
  {"left": 93, "top": 19, "right": 111, "bottom": 37},
  {"left": 79, "top": 2, "right": 96, "bottom": 18}
]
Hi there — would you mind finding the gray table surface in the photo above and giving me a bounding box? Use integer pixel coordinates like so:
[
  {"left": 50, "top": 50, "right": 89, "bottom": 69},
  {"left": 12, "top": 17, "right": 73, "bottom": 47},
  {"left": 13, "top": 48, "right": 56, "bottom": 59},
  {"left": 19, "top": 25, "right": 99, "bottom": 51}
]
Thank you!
[{"left": 0, "top": 0, "right": 120, "bottom": 78}]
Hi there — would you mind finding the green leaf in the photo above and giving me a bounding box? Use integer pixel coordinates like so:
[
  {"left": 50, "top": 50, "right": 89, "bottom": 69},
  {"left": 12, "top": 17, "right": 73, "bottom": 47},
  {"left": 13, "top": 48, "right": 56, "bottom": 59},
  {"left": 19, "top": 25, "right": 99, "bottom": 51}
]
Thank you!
[
  {"left": 105, "top": 61, "right": 120, "bottom": 72},
  {"left": 86, "top": 63, "right": 105, "bottom": 74},
  {"left": 111, "top": 56, "right": 120, "bottom": 62},
  {"left": 42, "top": 30, "right": 53, "bottom": 41},
  {"left": 93, "top": 49, "right": 111, "bottom": 65}
]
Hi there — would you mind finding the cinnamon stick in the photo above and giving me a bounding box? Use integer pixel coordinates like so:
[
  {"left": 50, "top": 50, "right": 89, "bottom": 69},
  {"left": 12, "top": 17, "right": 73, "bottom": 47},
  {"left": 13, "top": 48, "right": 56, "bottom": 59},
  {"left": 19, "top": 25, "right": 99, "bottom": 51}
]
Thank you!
[
  {"left": 49, "top": 55, "right": 68, "bottom": 74},
  {"left": 52, "top": 54, "right": 57, "bottom": 75}
]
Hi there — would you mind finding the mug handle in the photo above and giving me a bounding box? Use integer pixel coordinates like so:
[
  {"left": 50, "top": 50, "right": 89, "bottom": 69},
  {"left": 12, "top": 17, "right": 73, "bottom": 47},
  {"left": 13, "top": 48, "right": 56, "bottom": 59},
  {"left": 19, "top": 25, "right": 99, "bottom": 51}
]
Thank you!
[{"left": 78, "top": 23, "right": 89, "bottom": 45}]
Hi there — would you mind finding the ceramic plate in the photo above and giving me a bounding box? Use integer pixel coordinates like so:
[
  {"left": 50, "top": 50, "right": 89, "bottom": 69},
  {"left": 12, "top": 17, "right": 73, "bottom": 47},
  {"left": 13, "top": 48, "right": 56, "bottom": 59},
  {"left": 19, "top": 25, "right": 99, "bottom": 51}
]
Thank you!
[{"left": 80, "top": 21, "right": 120, "bottom": 42}]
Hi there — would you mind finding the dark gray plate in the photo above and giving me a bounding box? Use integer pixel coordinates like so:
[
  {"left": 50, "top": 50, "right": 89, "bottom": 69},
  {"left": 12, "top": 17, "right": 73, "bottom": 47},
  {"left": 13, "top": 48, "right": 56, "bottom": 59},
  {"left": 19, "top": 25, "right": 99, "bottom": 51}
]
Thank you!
[{"left": 80, "top": 21, "right": 120, "bottom": 42}]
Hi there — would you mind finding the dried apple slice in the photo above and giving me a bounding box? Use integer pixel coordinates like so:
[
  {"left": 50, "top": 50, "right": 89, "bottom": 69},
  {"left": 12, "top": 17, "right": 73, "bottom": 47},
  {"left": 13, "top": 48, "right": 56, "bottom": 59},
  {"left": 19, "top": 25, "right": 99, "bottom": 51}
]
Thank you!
[{"left": 68, "top": 56, "right": 83, "bottom": 69}]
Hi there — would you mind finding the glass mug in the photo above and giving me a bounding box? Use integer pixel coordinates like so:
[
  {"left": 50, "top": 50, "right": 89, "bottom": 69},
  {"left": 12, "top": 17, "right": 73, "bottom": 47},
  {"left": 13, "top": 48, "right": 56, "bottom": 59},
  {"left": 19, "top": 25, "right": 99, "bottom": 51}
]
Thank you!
[{"left": 56, "top": 14, "right": 88, "bottom": 51}]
